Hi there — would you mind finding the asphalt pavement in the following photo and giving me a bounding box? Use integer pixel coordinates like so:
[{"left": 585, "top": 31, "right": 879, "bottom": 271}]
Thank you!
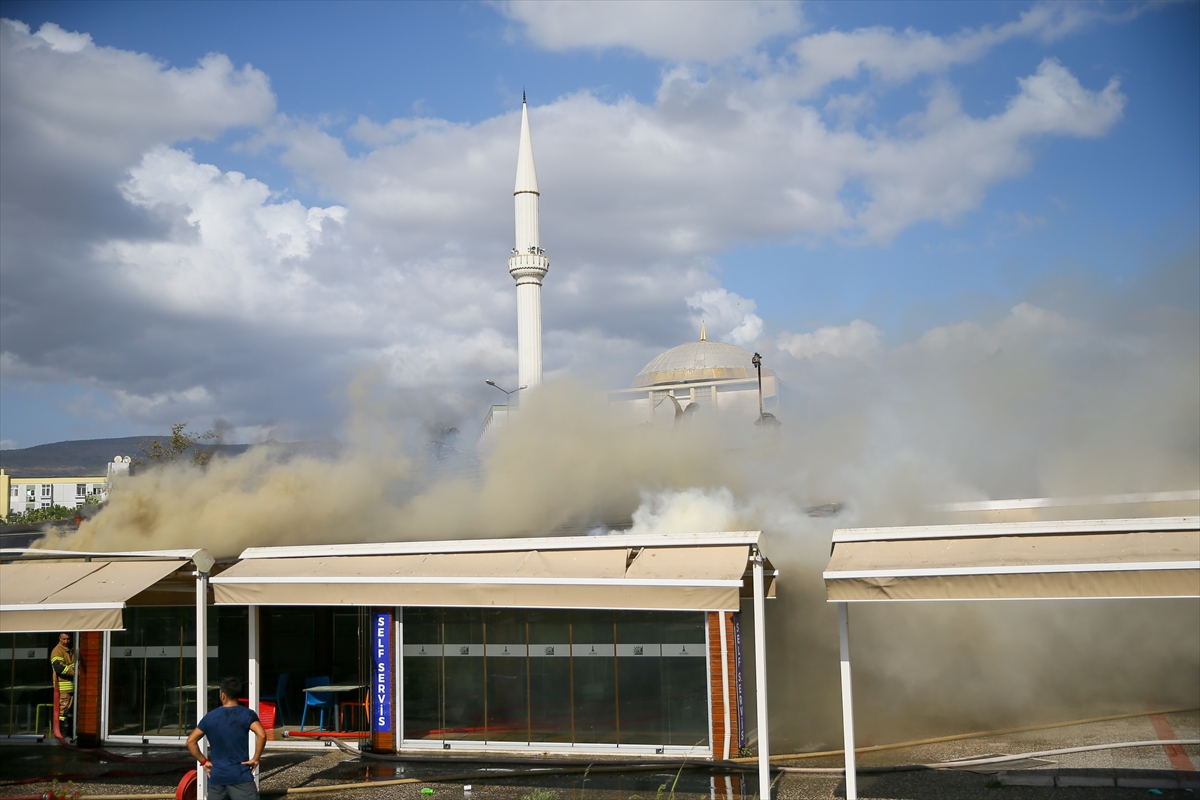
[{"left": 0, "top": 709, "right": 1195, "bottom": 800}]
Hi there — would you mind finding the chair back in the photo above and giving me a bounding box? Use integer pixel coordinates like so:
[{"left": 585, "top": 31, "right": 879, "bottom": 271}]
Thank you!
[
  {"left": 274, "top": 672, "right": 288, "bottom": 699},
  {"left": 305, "top": 675, "right": 333, "bottom": 706}
]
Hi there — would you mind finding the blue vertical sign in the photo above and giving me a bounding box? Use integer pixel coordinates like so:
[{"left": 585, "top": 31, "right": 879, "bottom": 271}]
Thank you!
[{"left": 373, "top": 611, "right": 392, "bottom": 734}]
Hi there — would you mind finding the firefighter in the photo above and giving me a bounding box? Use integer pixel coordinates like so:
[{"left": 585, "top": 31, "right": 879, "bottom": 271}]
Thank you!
[{"left": 50, "top": 632, "right": 77, "bottom": 738}]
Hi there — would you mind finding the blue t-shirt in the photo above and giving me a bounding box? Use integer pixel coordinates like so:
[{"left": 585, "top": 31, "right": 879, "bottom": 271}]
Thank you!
[{"left": 197, "top": 705, "right": 260, "bottom": 786}]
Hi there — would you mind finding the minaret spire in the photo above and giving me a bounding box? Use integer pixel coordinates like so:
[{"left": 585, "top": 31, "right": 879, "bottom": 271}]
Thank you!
[{"left": 508, "top": 96, "right": 549, "bottom": 389}]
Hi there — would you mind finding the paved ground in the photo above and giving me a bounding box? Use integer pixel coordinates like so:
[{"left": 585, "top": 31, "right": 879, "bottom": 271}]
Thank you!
[{"left": 1, "top": 710, "right": 1196, "bottom": 800}]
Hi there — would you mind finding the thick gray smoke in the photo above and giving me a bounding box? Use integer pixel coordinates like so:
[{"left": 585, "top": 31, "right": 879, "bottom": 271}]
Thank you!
[{"left": 50, "top": 257, "right": 1200, "bottom": 751}]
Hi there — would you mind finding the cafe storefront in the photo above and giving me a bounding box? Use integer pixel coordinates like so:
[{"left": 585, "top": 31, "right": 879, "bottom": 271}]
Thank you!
[
  {"left": 2, "top": 531, "right": 777, "bottom": 786},
  {"left": 212, "top": 530, "right": 776, "bottom": 760}
]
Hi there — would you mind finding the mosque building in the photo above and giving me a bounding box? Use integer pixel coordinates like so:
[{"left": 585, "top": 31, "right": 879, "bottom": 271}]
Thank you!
[
  {"left": 508, "top": 92, "right": 549, "bottom": 392},
  {"left": 609, "top": 325, "right": 779, "bottom": 426},
  {"left": 487, "top": 97, "right": 779, "bottom": 436}
]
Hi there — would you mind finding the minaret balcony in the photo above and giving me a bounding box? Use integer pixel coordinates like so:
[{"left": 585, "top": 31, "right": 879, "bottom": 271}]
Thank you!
[{"left": 508, "top": 253, "right": 550, "bottom": 284}]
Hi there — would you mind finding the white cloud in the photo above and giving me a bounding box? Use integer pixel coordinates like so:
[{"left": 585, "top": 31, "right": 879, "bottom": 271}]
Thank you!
[
  {"left": 32, "top": 21, "right": 92, "bottom": 52},
  {"left": 0, "top": 19, "right": 274, "bottom": 169},
  {"left": 687, "top": 288, "right": 763, "bottom": 346},
  {"left": 853, "top": 59, "right": 1123, "bottom": 240},
  {"left": 111, "top": 385, "right": 215, "bottom": 420},
  {"left": 103, "top": 147, "right": 347, "bottom": 320},
  {"left": 0, "top": 439, "right": 17, "bottom": 450},
  {"left": 778, "top": 319, "right": 881, "bottom": 360},
  {"left": 785, "top": 2, "right": 1140, "bottom": 96},
  {"left": 0, "top": 15, "right": 1133, "bottom": 437},
  {"left": 500, "top": 0, "right": 802, "bottom": 63}
]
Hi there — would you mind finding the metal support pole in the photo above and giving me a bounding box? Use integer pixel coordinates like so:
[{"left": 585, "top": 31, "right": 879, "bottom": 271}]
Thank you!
[
  {"left": 248, "top": 606, "right": 260, "bottom": 786},
  {"left": 752, "top": 552, "right": 770, "bottom": 799},
  {"left": 72, "top": 631, "right": 79, "bottom": 742},
  {"left": 838, "top": 603, "right": 857, "bottom": 800},
  {"left": 395, "top": 608, "right": 403, "bottom": 749},
  {"left": 196, "top": 570, "right": 209, "bottom": 800},
  {"left": 719, "top": 611, "right": 731, "bottom": 761},
  {"left": 101, "top": 631, "right": 110, "bottom": 741}
]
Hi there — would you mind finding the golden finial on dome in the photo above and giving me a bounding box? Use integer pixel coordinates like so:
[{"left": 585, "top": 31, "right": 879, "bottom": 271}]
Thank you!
[{"left": 700, "top": 322, "right": 706, "bottom": 341}]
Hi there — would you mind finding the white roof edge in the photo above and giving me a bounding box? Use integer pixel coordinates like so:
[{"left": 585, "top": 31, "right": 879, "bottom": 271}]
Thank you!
[
  {"left": 823, "top": 560, "right": 1200, "bottom": 580},
  {"left": 237, "top": 531, "right": 763, "bottom": 560},
  {"left": 0, "top": 602, "right": 126, "bottom": 611},
  {"left": 933, "top": 490, "right": 1200, "bottom": 512},
  {"left": 0, "top": 548, "right": 207, "bottom": 561},
  {"left": 831, "top": 516, "right": 1200, "bottom": 543}
]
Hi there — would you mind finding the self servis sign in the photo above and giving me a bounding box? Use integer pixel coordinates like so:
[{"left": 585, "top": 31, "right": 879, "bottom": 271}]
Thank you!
[{"left": 373, "top": 612, "right": 392, "bottom": 733}]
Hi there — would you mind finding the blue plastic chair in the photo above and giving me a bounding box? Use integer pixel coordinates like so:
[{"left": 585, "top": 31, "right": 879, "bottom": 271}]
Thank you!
[
  {"left": 260, "top": 673, "right": 290, "bottom": 725},
  {"left": 300, "top": 676, "right": 335, "bottom": 732}
]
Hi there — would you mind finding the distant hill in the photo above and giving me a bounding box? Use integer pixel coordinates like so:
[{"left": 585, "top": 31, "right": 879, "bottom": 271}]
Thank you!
[
  {"left": 0, "top": 436, "right": 253, "bottom": 477},
  {"left": 1, "top": 436, "right": 344, "bottom": 477}
]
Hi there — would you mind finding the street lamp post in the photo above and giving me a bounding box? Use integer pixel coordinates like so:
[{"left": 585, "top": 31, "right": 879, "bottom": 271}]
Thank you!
[
  {"left": 485, "top": 379, "right": 527, "bottom": 422},
  {"left": 751, "top": 353, "right": 764, "bottom": 424}
]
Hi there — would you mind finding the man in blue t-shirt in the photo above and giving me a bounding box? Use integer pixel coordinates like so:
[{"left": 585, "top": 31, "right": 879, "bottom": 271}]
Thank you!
[{"left": 187, "top": 677, "right": 267, "bottom": 800}]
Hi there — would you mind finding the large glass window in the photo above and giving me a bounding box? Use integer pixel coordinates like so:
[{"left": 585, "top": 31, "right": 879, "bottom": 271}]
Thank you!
[
  {"left": 527, "top": 610, "right": 571, "bottom": 742},
  {"left": 403, "top": 609, "right": 707, "bottom": 748},
  {"left": 572, "top": 612, "right": 617, "bottom": 744},
  {"left": 107, "top": 607, "right": 243, "bottom": 738},
  {"left": 485, "top": 609, "right": 527, "bottom": 742},
  {"left": 0, "top": 633, "right": 52, "bottom": 736},
  {"left": 258, "top": 607, "right": 369, "bottom": 735}
]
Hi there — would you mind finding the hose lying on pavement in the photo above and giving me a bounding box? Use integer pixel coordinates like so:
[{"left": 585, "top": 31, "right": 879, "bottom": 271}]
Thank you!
[
  {"left": 50, "top": 680, "right": 192, "bottom": 766},
  {"left": 773, "top": 740, "right": 1200, "bottom": 773},
  {"left": 734, "top": 705, "right": 1200, "bottom": 763},
  {"left": 212, "top": 736, "right": 1197, "bottom": 797},
  {"left": 55, "top": 737, "right": 1200, "bottom": 800}
]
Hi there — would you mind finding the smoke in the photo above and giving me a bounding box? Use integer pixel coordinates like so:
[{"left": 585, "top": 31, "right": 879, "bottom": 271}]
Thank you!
[
  {"left": 55, "top": 378, "right": 739, "bottom": 556},
  {"left": 45, "top": 257, "right": 1200, "bottom": 751}
]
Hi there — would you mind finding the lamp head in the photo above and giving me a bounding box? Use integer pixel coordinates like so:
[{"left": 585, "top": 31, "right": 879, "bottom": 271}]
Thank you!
[{"left": 485, "top": 379, "right": 496, "bottom": 387}]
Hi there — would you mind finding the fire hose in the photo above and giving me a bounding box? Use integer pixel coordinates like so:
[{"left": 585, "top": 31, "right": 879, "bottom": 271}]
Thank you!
[
  {"left": 48, "top": 681, "right": 194, "bottom": 765},
  {"left": 5, "top": 737, "right": 1195, "bottom": 799},
  {"left": 8, "top": 703, "right": 1195, "bottom": 799}
]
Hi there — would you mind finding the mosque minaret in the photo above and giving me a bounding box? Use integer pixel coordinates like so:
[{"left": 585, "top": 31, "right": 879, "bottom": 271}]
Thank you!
[{"left": 508, "top": 93, "right": 549, "bottom": 390}]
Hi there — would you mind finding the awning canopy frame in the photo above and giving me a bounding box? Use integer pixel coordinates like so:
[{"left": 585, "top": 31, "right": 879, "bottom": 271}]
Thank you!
[
  {"left": 219, "top": 530, "right": 777, "bottom": 795},
  {"left": 0, "top": 548, "right": 214, "bottom": 633},
  {"left": 212, "top": 531, "right": 775, "bottom": 612},
  {"left": 823, "top": 516, "right": 1200, "bottom": 800}
]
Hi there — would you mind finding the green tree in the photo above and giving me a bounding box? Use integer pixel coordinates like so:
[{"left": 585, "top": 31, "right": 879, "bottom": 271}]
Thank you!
[
  {"left": 5, "top": 504, "right": 79, "bottom": 525},
  {"left": 137, "top": 422, "right": 217, "bottom": 467}
]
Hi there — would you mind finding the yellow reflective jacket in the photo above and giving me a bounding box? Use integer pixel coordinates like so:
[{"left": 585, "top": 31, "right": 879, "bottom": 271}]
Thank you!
[{"left": 50, "top": 643, "right": 75, "bottom": 692}]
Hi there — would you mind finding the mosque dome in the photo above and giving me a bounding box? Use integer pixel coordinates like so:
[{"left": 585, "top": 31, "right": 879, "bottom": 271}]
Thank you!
[{"left": 631, "top": 334, "right": 772, "bottom": 388}]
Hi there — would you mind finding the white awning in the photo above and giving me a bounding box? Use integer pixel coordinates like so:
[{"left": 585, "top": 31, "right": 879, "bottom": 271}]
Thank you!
[
  {"left": 213, "top": 531, "right": 770, "bottom": 612},
  {"left": 823, "top": 516, "right": 1199, "bottom": 602},
  {"left": 0, "top": 549, "right": 212, "bottom": 632}
]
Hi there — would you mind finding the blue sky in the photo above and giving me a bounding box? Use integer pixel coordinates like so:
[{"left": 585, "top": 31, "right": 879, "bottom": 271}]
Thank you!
[{"left": 1, "top": 0, "right": 1197, "bottom": 449}]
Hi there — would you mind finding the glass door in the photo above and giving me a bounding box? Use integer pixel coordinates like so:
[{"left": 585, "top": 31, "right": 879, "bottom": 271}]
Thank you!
[
  {"left": 107, "top": 607, "right": 218, "bottom": 739},
  {"left": 0, "top": 633, "right": 53, "bottom": 736}
]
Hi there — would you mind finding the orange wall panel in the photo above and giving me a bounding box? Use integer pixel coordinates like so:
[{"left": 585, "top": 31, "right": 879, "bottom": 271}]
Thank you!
[{"left": 76, "top": 631, "right": 103, "bottom": 746}]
